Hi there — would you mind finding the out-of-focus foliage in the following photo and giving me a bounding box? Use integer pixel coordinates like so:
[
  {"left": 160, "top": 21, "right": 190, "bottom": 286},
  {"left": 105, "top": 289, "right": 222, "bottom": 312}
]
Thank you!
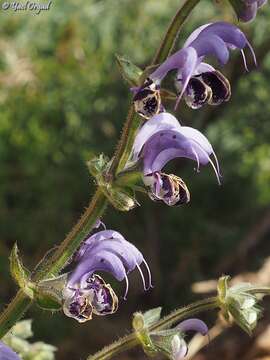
[
  {"left": 1, "top": 0, "right": 270, "bottom": 359},
  {"left": 3, "top": 319, "right": 57, "bottom": 359}
]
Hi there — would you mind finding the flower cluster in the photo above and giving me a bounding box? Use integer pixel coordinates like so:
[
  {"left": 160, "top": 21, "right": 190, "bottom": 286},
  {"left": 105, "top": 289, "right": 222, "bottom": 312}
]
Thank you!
[
  {"left": 133, "top": 22, "right": 256, "bottom": 116},
  {"left": 62, "top": 223, "right": 152, "bottom": 323}
]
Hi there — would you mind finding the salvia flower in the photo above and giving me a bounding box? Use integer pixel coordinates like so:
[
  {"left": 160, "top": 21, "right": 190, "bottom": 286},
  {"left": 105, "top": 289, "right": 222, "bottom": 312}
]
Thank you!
[
  {"left": 0, "top": 342, "right": 20, "bottom": 360},
  {"left": 229, "top": 0, "right": 267, "bottom": 22},
  {"left": 151, "top": 319, "right": 208, "bottom": 360},
  {"left": 63, "top": 228, "right": 152, "bottom": 323},
  {"left": 133, "top": 22, "right": 256, "bottom": 113},
  {"left": 133, "top": 309, "right": 208, "bottom": 360},
  {"left": 131, "top": 112, "right": 221, "bottom": 206}
]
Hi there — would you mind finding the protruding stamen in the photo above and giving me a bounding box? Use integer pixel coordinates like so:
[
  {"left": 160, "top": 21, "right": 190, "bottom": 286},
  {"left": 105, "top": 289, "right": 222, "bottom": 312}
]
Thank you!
[
  {"left": 143, "top": 258, "right": 154, "bottom": 289},
  {"left": 191, "top": 146, "right": 200, "bottom": 173},
  {"left": 246, "top": 39, "right": 257, "bottom": 66},
  {"left": 192, "top": 143, "right": 221, "bottom": 185},
  {"left": 123, "top": 274, "right": 129, "bottom": 300},
  {"left": 241, "top": 49, "right": 249, "bottom": 72},
  {"left": 136, "top": 264, "right": 147, "bottom": 291},
  {"left": 212, "top": 150, "right": 222, "bottom": 178}
]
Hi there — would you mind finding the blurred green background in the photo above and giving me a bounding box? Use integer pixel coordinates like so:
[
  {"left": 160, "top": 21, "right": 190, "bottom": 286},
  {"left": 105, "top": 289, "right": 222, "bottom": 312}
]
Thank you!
[{"left": 1, "top": 0, "right": 270, "bottom": 359}]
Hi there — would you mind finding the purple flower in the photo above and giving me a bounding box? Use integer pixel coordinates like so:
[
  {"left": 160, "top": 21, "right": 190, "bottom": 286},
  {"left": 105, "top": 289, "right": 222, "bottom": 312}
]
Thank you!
[
  {"left": 171, "top": 319, "right": 208, "bottom": 360},
  {"left": 230, "top": 0, "right": 267, "bottom": 22},
  {"left": 131, "top": 112, "right": 221, "bottom": 206},
  {"left": 63, "top": 228, "right": 152, "bottom": 322},
  {"left": 149, "top": 318, "right": 208, "bottom": 360},
  {"left": 133, "top": 22, "right": 256, "bottom": 113},
  {"left": 0, "top": 342, "right": 20, "bottom": 360}
]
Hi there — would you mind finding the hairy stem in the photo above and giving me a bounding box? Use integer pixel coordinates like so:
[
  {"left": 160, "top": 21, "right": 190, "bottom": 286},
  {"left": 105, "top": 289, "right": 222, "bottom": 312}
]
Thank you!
[
  {"left": 152, "top": 0, "right": 201, "bottom": 65},
  {"left": 0, "top": 190, "right": 107, "bottom": 337},
  {"left": 0, "top": 0, "right": 202, "bottom": 341},
  {"left": 88, "top": 297, "right": 219, "bottom": 360},
  {"left": 109, "top": 0, "right": 202, "bottom": 176}
]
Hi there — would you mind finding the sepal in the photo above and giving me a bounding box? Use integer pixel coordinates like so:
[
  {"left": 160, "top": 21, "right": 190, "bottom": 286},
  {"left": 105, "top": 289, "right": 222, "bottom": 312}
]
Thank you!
[
  {"left": 116, "top": 54, "right": 143, "bottom": 86},
  {"left": 9, "top": 243, "right": 34, "bottom": 299},
  {"left": 217, "top": 275, "right": 262, "bottom": 335},
  {"left": 35, "top": 274, "right": 67, "bottom": 311},
  {"left": 132, "top": 308, "right": 188, "bottom": 360},
  {"left": 87, "top": 155, "right": 140, "bottom": 211}
]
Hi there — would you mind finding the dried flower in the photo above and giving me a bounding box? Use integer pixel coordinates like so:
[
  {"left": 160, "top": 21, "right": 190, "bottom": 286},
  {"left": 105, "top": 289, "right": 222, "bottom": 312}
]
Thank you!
[
  {"left": 63, "top": 228, "right": 152, "bottom": 322},
  {"left": 131, "top": 112, "right": 221, "bottom": 206}
]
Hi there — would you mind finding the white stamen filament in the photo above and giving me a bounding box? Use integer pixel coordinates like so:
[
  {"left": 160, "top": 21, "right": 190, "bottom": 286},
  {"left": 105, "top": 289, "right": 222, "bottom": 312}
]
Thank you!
[
  {"left": 136, "top": 264, "right": 147, "bottom": 291},
  {"left": 246, "top": 39, "right": 257, "bottom": 66},
  {"left": 241, "top": 49, "right": 249, "bottom": 72},
  {"left": 192, "top": 143, "right": 221, "bottom": 185},
  {"left": 191, "top": 146, "right": 200, "bottom": 173},
  {"left": 123, "top": 274, "right": 129, "bottom": 300},
  {"left": 143, "top": 258, "right": 154, "bottom": 289}
]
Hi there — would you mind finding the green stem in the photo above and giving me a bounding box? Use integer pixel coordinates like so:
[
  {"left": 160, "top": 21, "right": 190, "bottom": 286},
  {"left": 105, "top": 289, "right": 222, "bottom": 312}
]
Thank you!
[
  {"left": 109, "top": 0, "right": 202, "bottom": 176},
  {"left": 0, "top": 190, "right": 107, "bottom": 337},
  {"left": 152, "top": 0, "right": 201, "bottom": 65},
  {"left": 88, "top": 297, "right": 219, "bottom": 360},
  {"left": 0, "top": 0, "right": 202, "bottom": 342},
  {"left": 0, "top": 291, "right": 32, "bottom": 338}
]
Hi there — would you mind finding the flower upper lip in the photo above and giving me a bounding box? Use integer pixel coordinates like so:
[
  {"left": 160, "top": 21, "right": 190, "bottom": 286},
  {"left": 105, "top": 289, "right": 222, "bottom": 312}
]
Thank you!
[{"left": 131, "top": 112, "right": 221, "bottom": 184}]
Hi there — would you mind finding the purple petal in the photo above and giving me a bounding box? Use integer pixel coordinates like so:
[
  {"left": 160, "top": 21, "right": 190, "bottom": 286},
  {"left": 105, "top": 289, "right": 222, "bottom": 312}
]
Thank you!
[
  {"left": 151, "top": 47, "right": 198, "bottom": 83},
  {"left": 141, "top": 128, "right": 221, "bottom": 183},
  {"left": 190, "top": 33, "right": 230, "bottom": 65},
  {"left": 69, "top": 250, "right": 127, "bottom": 285},
  {"left": 239, "top": 2, "right": 258, "bottom": 22},
  {"left": 171, "top": 336, "right": 188, "bottom": 360},
  {"left": 132, "top": 112, "right": 181, "bottom": 159},
  {"left": 176, "top": 318, "right": 208, "bottom": 336},
  {"left": 183, "top": 23, "right": 211, "bottom": 48},
  {"left": 257, "top": 0, "right": 267, "bottom": 7},
  {"left": 78, "top": 230, "right": 143, "bottom": 267},
  {"left": 0, "top": 342, "right": 20, "bottom": 360},
  {"left": 190, "top": 22, "right": 247, "bottom": 51}
]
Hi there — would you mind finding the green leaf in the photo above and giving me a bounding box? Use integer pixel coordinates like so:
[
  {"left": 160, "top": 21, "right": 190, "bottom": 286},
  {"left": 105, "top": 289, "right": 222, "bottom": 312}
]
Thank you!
[
  {"left": 115, "top": 54, "right": 143, "bottom": 86},
  {"left": 9, "top": 243, "right": 34, "bottom": 299},
  {"left": 143, "top": 307, "right": 162, "bottom": 327}
]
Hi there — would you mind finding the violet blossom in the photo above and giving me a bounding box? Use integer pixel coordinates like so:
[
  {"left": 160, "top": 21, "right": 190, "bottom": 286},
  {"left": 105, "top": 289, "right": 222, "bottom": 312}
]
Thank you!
[
  {"left": 133, "top": 22, "right": 256, "bottom": 114},
  {"left": 230, "top": 0, "right": 267, "bottom": 22},
  {"left": 131, "top": 112, "right": 221, "bottom": 206},
  {"left": 63, "top": 227, "right": 152, "bottom": 323},
  {"left": 0, "top": 342, "right": 20, "bottom": 360},
  {"left": 150, "top": 318, "right": 208, "bottom": 360}
]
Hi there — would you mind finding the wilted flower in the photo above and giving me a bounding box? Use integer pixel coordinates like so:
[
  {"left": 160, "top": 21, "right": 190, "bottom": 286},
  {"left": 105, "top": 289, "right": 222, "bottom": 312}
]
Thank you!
[
  {"left": 229, "top": 0, "right": 267, "bottom": 22},
  {"left": 0, "top": 342, "right": 20, "bottom": 360},
  {"left": 133, "top": 22, "right": 256, "bottom": 113},
  {"left": 133, "top": 309, "right": 208, "bottom": 360},
  {"left": 63, "top": 228, "right": 152, "bottom": 323},
  {"left": 131, "top": 112, "right": 221, "bottom": 206}
]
